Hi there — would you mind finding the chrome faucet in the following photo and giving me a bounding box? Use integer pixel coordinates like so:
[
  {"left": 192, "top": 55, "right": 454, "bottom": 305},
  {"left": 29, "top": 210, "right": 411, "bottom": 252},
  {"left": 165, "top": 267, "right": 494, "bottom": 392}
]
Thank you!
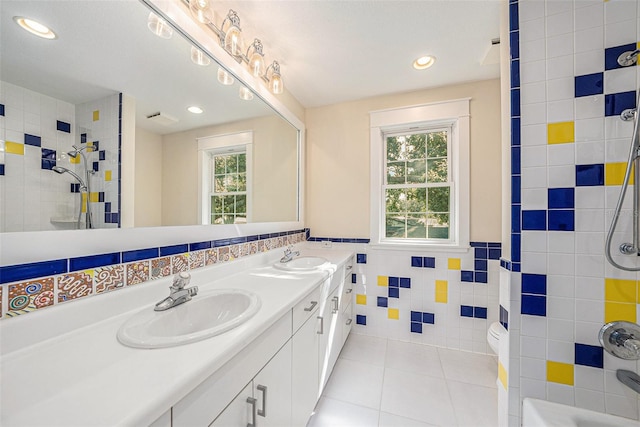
[
  {"left": 154, "top": 272, "right": 198, "bottom": 311},
  {"left": 280, "top": 245, "right": 300, "bottom": 263}
]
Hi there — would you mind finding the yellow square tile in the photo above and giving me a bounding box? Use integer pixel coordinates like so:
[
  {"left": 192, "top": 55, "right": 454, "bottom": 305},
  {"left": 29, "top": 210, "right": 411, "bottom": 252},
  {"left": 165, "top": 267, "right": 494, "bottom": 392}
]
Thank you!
[
  {"left": 448, "top": 258, "right": 461, "bottom": 270},
  {"left": 605, "top": 302, "right": 636, "bottom": 323},
  {"left": 605, "top": 162, "right": 634, "bottom": 186},
  {"left": 356, "top": 294, "right": 367, "bottom": 305},
  {"left": 89, "top": 192, "right": 99, "bottom": 203},
  {"left": 377, "top": 276, "right": 388, "bottom": 287},
  {"left": 5, "top": 141, "right": 24, "bottom": 155},
  {"left": 605, "top": 278, "right": 636, "bottom": 303},
  {"left": 70, "top": 156, "right": 80, "bottom": 164},
  {"left": 81, "top": 193, "right": 87, "bottom": 213},
  {"left": 546, "top": 361, "right": 574, "bottom": 386},
  {"left": 498, "top": 362, "right": 508, "bottom": 390},
  {"left": 435, "top": 280, "right": 448, "bottom": 303},
  {"left": 547, "top": 121, "right": 575, "bottom": 144},
  {"left": 93, "top": 110, "right": 100, "bottom": 121},
  {"left": 388, "top": 308, "right": 399, "bottom": 320},
  {"left": 105, "top": 170, "right": 112, "bottom": 182}
]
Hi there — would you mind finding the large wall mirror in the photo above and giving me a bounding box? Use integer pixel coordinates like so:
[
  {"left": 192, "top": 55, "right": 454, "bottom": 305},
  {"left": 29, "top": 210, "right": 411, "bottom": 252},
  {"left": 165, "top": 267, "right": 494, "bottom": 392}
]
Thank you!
[{"left": 0, "top": 0, "right": 300, "bottom": 233}]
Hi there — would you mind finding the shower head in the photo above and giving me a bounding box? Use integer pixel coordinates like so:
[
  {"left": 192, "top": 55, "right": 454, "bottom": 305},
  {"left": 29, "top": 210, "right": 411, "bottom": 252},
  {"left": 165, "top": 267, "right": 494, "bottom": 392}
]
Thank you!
[
  {"left": 52, "top": 166, "right": 87, "bottom": 189},
  {"left": 618, "top": 49, "right": 640, "bottom": 67},
  {"left": 67, "top": 144, "right": 90, "bottom": 158}
]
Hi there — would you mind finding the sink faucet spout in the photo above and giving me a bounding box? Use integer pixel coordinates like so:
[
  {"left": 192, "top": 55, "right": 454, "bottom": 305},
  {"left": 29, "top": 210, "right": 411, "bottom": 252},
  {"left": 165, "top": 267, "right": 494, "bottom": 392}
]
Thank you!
[
  {"left": 154, "top": 273, "right": 198, "bottom": 311},
  {"left": 280, "top": 245, "right": 300, "bottom": 263}
]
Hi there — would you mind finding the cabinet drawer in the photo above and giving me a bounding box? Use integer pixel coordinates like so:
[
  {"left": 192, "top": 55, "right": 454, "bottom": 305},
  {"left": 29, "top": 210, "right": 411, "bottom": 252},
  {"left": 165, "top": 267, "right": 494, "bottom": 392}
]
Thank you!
[
  {"left": 340, "top": 282, "right": 353, "bottom": 312},
  {"left": 292, "top": 287, "right": 321, "bottom": 334}
]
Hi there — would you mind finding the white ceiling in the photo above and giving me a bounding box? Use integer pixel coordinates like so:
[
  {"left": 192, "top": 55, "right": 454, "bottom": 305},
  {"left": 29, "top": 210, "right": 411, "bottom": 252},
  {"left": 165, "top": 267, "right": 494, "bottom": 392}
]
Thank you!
[{"left": 1, "top": 0, "right": 501, "bottom": 131}]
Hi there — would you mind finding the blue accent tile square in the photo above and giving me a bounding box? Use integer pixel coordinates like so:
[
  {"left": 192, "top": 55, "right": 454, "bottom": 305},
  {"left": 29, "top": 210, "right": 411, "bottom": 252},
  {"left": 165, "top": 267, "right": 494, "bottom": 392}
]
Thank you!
[
  {"left": 521, "top": 294, "right": 546, "bottom": 316},
  {"left": 357, "top": 253, "right": 367, "bottom": 264},
  {"left": 575, "top": 73, "right": 603, "bottom": 97},
  {"left": 388, "top": 287, "right": 399, "bottom": 298},
  {"left": 356, "top": 315, "right": 366, "bottom": 325},
  {"left": 422, "top": 312, "right": 435, "bottom": 324},
  {"left": 511, "top": 89, "right": 520, "bottom": 117},
  {"left": 522, "top": 210, "right": 546, "bottom": 230},
  {"left": 411, "top": 322, "right": 422, "bottom": 333},
  {"left": 411, "top": 256, "right": 423, "bottom": 268},
  {"left": 509, "top": 2, "right": 519, "bottom": 31},
  {"left": 105, "top": 202, "right": 112, "bottom": 212},
  {"left": 475, "top": 271, "right": 488, "bottom": 283},
  {"left": 605, "top": 43, "right": 637, "bottom": 71},
  {"left": 93, "top": 162, "right": 99, "bottom": 172},
  {"left": 70, "top": 252, "right": 121, "bottom": 271},
  {"left": 511, "top": 59, "right": 520, "bottom": 88},
  {"left": 41, "top": 159, "right": 55, "bottom": 170},
  {"left": 41, "top": 148, "right": 56, "bottom": 160},
  {"left": 513, "top": 262, "right": 521, "bottom": 272},
  {"left": 475, "top": 259, "right": 488, "bottom": 271},
  {"left": 24, "top": 134, "right": 41, "bottom": 147},
  {"left": 575, "top": 343, "right": 604, "bottom": 368},
  {"left": 399, "top": 277, "right": 411, "bottom": 288},
  {"left": 512, "top": 204, "right": 521, "bottom": 232},
  {"left": 352, "top": 273, "right": 357, "bottom": 284},
  {"left": 474, "top": 307, "right": 488, "bottom": 319},
  {"left": 0, "top": 164, "right": 4, "bottom": 175},
  {"left": 548, "top": 209, "right": 575, "bottom": 231},
  {"left": 511, "top": 233, "right": 521, "bottom": 262},
  {"left": 510, "top": 31, "right": 520, "bottom": 60},
  {"left": 461, "top": 270, "right": 474, "bottom": 282},
  {"left": 512, "top": 146, "right": 521, "bottom": 175},
  {"left": 0, "top": 103, "right": 4, "bottom": 116},
  {"left": 522, "top": 273, "right": 547, "bottom": 295},
  {"left": 488, "top": 242, "right": 501, "bottom": 248},
  {"left": 56, "top": 120, "right": 71, "bottom": 133},
  {"left": 0, "top": 259, "right": 68, "bottom": 284},
  {"left": 411, "top": 311, "right": 422, "bottom": 322},
  {"left": 489, "top": 248, "right": 501, "bottom": 260},
  {"left": 548, "top": 188, "right": 575, "bottom": 209},
  {"left": 389, "top": 276, "right": 399, "bottom": 287},
  {"left": 105, "top": 212, "right": 112, "bottom": 225},
  {"left": 423, "top": 257, "right": 435, "bottom": 268},
  {"left": 605, "top": 91, "right": 636, "bottom": 117},
  {"left": 470, "top": 242, "right": 487, "bottom": 248},
  {"left": 576, "top": 164, "right": 604, "bottom": 186},
  {"left": 511, "top": 117, "right": 521, "bottom": 146},
  {"left": 512, "top": 176, "right": 521, "bottom": 203},
  {"left": 81, "top": 133, "right": 87, "bottom": 143},
  {"left": 460, "top": 305, "right": 474, "bottom": 318},
  {"left": 377, "top": 297, "right": 388, "bottom": 307},
  {"left": 99, "top": 150, "right": 106, "bottom": 161},
  {"left": 98, "top": 192, "right": 104, "bottom": 202},
  {"left": 92, "top": 141, "right": 100, "bottom": 151},
  {"left": 475, "top": 247, "right": 488, "bottom": 259}
]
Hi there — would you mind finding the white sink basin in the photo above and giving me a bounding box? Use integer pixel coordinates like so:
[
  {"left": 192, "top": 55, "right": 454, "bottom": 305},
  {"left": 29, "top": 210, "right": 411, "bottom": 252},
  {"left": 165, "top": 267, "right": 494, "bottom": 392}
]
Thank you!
[
  {"left": 523, "top": 398, "right": 640, "bottom": 427},
  {"left": 273, "top": 256, "right": 329, "bottom": 272},
  {"left": 117, "top": 289, "right": 261, "bottom": 349}
]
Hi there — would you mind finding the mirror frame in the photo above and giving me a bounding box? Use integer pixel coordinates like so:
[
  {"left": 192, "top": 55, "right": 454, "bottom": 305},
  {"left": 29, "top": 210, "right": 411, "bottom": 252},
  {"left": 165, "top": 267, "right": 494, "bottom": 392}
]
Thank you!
[{"left": 0, "top": 0, "right": 305, "bottom": 266}]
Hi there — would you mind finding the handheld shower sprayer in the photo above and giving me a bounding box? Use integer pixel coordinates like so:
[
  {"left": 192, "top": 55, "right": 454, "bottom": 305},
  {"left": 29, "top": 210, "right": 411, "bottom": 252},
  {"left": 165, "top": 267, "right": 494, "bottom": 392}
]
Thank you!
[{"left": 52, "top": 166, "right": 87, "bottom": 190}]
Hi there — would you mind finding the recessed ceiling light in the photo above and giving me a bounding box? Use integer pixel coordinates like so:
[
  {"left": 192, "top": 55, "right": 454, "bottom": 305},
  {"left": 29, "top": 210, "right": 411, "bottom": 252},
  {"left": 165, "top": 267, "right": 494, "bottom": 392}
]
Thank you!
[
  {"left": 413, "top": 55, "right": 436, "bottom": 70},
  {"left": 187, "top": 106, "right": 203, "bottom": 114},
  {"left": 13, "top": 16, "right": 56, "bottom": 39}
]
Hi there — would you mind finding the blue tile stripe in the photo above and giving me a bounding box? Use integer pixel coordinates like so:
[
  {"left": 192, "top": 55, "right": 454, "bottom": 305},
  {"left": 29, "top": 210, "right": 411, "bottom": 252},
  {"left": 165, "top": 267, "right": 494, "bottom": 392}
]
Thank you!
[
  {"left": 122, "top": 248, "right": 159, "bottom": 263},
  {"left": 460, "top": 305, "right": 487, "bottom": 319},
  {"left": 509, "top": 0, "right": 521, "bottom": 275},
  {"left": 307, "top": 237, "right": 371, "bottom": 243},
  {"left": 69, "top": 252, "right": 121, "bottom": 272},
  {"left": 0, "top": 259, "right": 68, "bottom": 284}
]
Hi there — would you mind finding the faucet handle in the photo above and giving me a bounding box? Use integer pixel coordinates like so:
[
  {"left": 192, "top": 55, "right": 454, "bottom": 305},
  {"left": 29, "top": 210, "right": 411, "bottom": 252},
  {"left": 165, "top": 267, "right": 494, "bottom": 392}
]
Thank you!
[{"left": 171, "top": 272, "right": 191, "bottom": 291}]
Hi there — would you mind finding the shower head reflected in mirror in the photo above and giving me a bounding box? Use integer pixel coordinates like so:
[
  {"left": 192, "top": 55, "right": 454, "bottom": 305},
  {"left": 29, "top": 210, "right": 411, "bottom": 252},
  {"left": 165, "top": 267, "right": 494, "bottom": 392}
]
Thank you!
[{"left": 52, "top": 166, "right": 87, "bottom": 190}]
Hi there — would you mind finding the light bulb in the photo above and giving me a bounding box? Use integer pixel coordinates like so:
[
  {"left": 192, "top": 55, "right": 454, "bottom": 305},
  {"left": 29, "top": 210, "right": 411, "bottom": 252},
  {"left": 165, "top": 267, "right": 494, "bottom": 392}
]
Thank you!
[
  {"left": 413, "top": 55, "right": 436, "bottom": 70},
  {"left": 189, "top": 0, "right": 213, "bottom": 24},
  {"left": 217, "top": 67, "right": 235, "bottom": 85},
  {"left": 14, "top": 16, "right": 56, "bottom": 39},
  {"left": 224, "top": 26, "right": 244, "bottom": 57},
  {"left": 269, "top": 74, "right": 283, "bottom": 94},
  {"left": 147, "top": 12, "right": 173, "bottom": 39},
  {"left": 248, "top": 51, "right": 265, "bottom": 78},
  {"left": 190, "top": 46, "right": 210, "bottom": 66},
  {"left": 239, "top": 86, "right": 254, "bottom": 101}
]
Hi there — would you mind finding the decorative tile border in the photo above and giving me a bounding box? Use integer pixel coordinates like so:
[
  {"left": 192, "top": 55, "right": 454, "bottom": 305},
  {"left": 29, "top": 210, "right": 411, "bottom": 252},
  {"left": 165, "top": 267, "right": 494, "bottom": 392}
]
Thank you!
[{"left": 0, "top": 229, "right": 306, "bottom": 319}]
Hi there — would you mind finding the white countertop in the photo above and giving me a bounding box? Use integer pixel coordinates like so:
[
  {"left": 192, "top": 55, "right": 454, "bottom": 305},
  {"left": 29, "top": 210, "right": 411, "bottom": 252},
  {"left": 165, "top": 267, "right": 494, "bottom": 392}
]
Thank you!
[{"left": 0, "top": 247, "right": 353, "bottom": 426}]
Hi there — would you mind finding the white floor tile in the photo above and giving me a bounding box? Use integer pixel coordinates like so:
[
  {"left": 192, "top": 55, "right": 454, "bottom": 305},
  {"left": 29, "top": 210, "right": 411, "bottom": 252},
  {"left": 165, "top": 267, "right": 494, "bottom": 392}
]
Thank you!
[
  {"left": 438, "top": 347, "right": 498, "bottom": 388},
  {"left": 380, "top": 368, "right": 457, "bottom": 426},
  {"left": 378, "top": 411, "right": 438, "bottom": 427},
  {"left": 448, "top": 380, "right": 499, "bottom": 427},
  {"left": 323, "top": 357, "right": 384, "bottom": 410},
  {"left": 384, "top": 339, "right": 444, "bottom": 379},
  {"left": 339, "top": 333, "right": 388, "bottom": 366},
  {"left": 307, "top": 397, "right": 379, "bottom": 427}
]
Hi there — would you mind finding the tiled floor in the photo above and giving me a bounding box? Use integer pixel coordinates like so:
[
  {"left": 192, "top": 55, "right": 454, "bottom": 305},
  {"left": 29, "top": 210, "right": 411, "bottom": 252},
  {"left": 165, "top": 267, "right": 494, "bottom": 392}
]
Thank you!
[{"left": 308, "top": 334, "right": 498, "bottom": 427}]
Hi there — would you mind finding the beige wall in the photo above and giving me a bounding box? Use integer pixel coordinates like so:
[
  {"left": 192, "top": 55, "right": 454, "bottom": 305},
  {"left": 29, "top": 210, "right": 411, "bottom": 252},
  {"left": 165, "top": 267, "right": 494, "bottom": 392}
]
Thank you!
[
  {"left": 305, "top": 79, "right": 502, "bottom": 241},
  {"left": 161, "top": 115, "right": 298, "bottom": 226},
  {"left": 134, "top": 127, "right": 163, "bottom": 227}
]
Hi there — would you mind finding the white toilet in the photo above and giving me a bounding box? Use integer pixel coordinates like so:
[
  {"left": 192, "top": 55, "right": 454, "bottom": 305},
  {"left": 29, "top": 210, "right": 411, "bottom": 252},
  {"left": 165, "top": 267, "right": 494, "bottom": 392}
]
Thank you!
[{"left": 487, "top": 321, "right": 505, "bottom": 355}]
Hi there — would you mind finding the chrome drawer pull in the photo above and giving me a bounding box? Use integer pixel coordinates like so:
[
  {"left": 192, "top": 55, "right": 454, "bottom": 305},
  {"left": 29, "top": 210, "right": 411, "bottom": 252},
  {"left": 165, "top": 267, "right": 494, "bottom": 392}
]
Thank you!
[
  {"left": 346, "top": 318, "right": 353, "bottom": 325},
  {"left": 346, "top": 288, "right": 353, "bottom": 294},
  {"left": 247, "top": 397, "right": 257, "bottom": 427},
  {"left": 317, "top": 316, "right": 324, "bottom": 334},
  {"left": 303, "top": 301, "right": 318, "bottom": 312},
  {"left": 257, "top": 385, "right": 267, "bottom": 417}
]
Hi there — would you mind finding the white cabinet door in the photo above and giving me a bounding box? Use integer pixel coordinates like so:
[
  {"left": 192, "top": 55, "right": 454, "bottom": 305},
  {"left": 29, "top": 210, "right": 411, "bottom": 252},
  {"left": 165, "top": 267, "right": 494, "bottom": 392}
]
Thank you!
[
  {"left": 318, "top": 287, "right": 341, "bottom": 394},
  {"left": 253, "top": 340, "right": 292, "bottom": 427},
  {"left": 210, "top": 382, "right": 254, "bottom": 427},
  {"left": 291, "top": 311, "right": 320, "bottom": 426}
]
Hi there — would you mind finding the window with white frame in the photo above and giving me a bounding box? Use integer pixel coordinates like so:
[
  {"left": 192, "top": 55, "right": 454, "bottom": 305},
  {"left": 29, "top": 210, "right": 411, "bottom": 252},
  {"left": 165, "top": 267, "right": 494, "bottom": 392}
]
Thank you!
[{"left": 370, "top": 99, "right": 470, "bottom": 248}]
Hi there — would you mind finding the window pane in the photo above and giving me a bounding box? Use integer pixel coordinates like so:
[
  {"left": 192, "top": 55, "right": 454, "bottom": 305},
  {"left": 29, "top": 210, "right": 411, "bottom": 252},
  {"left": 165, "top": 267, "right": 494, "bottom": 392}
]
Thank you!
[
  {"left": 427, "top": 158, "right": 448, "bottom": 183},
  {"left": 214, "top": 176, "right": 225, "bottom": 193},
  {"left": 236, "top": 195, "right": 246, "bottom": 214},
  {"left": 238, "top": 153, "right": 246, "bottom": 173},
  {"left": 225, "top": 155, "right": 237, "bottom": 174},
  {"left": 427, "top": 213, "right": 449, "bottom": 239},
  {"left": 238, "top": 173, "right": 247, "bottom": 191},
  {"left": 387, "top": 137, "right": 403, "bottom": 161},
  {"left": 385, "top": 188, "right": 404, "bottom": 213},
  {"left": 406, "top": 160, "right": 426, "bottom": 184},
  {"left": 386, "top": 161, "right": 406, "bottom": 184},
  {"left": 405, "top": 188, "right": 426, "bottom": 213},
  {"left": 405, "top": 133, "right": 426, "bottom": 160},
  {"left": 385, "top": 215, "right": 406, "bottom": 238},
  {"left": 223, "top": 195, "right": 235, "bottom": 214},
  {"left": 214, "top": 157, "right": 225, "bottom": 175},
  {"left": 428, "top": 186, "right": 450, "bottom": 213},
  {"left": 407, "top": 214, "right": 427, "bottom": 238},
  {"left": 427, "top": 131, "right": 447, "bottom": 158}
]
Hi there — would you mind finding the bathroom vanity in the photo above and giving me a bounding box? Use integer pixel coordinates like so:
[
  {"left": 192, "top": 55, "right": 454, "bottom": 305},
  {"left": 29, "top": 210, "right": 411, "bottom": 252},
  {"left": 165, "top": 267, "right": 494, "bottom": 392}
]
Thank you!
[{"left": 0, "top": 247, "right": 354, "bottom": 426}]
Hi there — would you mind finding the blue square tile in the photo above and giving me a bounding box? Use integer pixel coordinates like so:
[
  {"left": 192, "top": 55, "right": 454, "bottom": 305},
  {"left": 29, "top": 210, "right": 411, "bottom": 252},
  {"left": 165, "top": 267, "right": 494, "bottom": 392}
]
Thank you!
[
  {"left": 470, "top": 242, "right": 487, "bottom": 248},
  {"left": 399, "top": 277, "right": 411, "bottom": 288},
  {"left": 511, "top": 233, "right": 521, "bottom": 262},
  {"left": 99, "top": 150, "right": 106, "bottom": 161},
  {"left": 423, "top": 257, "right": 435, "bottom": 268},
  {"left": 24, "top": 134, "right": 41, "bottom": 147},
  {"left": 576, "top": 164, "right": 604, "bottom": 186},
  {"left": 575, "top": 343, "right": 604, "bottom": 368},
  {"left": 56, "top": 120, "right": 71, "bottom": 133},
  {"left": 511, "top": 59, "right": 520, "bottom": 88},
  {"left": 411, "top": 322, "right": 422, "bottom": 333},
  {"left": 474, "top": 307, "right": 488, "bottom": 319},
  {"left": 475, "top": 247, "right": 488, "bottom": 259},
  {"left": 356, "top": 315, "right": 367, "bottom": 325},
  {"left": 605, "top": 43, "right": 637, "bottom": 70},
  {"left": 488, "top": 242, "right": 501, "bottom": 248},
  {"left": 521, "top": 294, "right": 546, "bottom": 316},
  {"left": 105, "top": 202, "right": 112, "bottom": 212},
  {"left": 41, "top": 159, "right": 55, "bottom": 170},
  {"left": 548, "top": 188, "right": 575, "bottom": 209},
  {"left": 92, "top": 162, "right": 99, "bottom": 172},
  {"left": 41, "top": 148, "right": 56, "bottom": 160},
  {"left": 511, "top": 89, "right": 520, "bottom": 117},
  {"left": 510, "top": 31, "right": 520, "bottom": 60},
  {"left": 513, "top": 262, "right": 521, "bottom": 272},
  {"left": 92, "top": 141, "right": 100, "bottom": 151},
  {"left": 389, "top": 277, "right": 399, "bottom": 287},
  {"left": 81, "top": 133, "right": 87, "bottom": 143},
  {"left": 411, "top": 256, "right": 423, "bottom": 268},
  {"left": 509, "top": 2, "right": 519, "bottom": 31},
  {"left": 511, "top": 117, "right": 521, "bottom": 146},
  {"left": 411, "top": 311, "right": 422, "bottom": 322},
  {"left": 461, "top": 270, "right": 474, "bottom": 282},
  {"left": 548, "top": 210, "right": 574, "bottom": 231},
  {"left": 605, "top": 91, "right": 636, "bottom": 117},
  {"left": 98, "top": 192, "right": 104, "bottom": 202},
  {"left": 352, "top": 273, "right": 357, "bottom": 284},
  {"left": 422, "top": 312, "right": 435, "bottom": 324},
  {"left": 0, "top": 103, "right": 4, "bottom": 116},
  {"left": 489, "top": 248, "right": 501, "bottom": 260},
  {"left": 575, "top": 73, "right": 603, "bottom": 97},
  {"left": 522, "top": 210, "right": 546, "bottom": 230},
  {"left": 377, "top": 297, "right": 388, "bottom": 307},
  {"left": 0, "top": 164, "right": 4, "bottom": 175},
  {"left": 388, "top": 287, "right": 399, "bottom": 298},
  {"left": 512, "top": 146, "right": 521, "bottom": 175},
  {"left": 512, "top": 176, "right": 521, "bottom": 203},
  {"left": 475, "top": 271, "right": 488, "bottom": 283},
  {"left": 512, "top": 205, "right": 521, "bottom": 232},
  {"left": 460, "top": 305, "right": 474, "bottom": 318},
  {"left": 522, "top": 273, "right": 547, "bottom": 295},
  {"left": 357, "top": 253, "right": 367, "bottom": 264},
  {"left": 475, "top": 259, "right": 488, "bottom": 271}
]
